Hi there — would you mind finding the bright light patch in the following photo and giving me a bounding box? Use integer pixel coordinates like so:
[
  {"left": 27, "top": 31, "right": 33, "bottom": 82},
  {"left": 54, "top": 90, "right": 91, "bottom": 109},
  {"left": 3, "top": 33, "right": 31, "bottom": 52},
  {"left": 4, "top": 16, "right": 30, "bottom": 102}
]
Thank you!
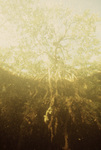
[
  {"left": 42, "top": 54, "right": 49, "bottom": 63},
  {"left": 0, "top": 20, "right": 21, "bottom": 48},
  {"left": 89, "top": 55, "right": 99, "bottom": 63},
  {"left": 96, "top": 23, "right": 101, "bottom": 41},
  {"left": 21, "top": 69, "right": 28, "bottom": 73}
]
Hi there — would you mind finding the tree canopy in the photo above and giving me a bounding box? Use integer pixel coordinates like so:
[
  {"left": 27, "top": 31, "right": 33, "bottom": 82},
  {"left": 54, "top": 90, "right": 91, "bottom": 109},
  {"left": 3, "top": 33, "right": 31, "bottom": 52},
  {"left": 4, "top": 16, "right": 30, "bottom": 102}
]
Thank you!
[{"left": 0, "top": 0, "right": 101, "bottom": 80}]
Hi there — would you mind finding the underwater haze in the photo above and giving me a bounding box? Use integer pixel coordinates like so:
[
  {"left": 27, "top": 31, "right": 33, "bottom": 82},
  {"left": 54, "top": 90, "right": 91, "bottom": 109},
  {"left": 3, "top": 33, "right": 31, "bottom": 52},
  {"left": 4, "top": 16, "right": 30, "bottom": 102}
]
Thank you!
[{"left": 0, "top": 0, "right": 101, "bottom": 150}]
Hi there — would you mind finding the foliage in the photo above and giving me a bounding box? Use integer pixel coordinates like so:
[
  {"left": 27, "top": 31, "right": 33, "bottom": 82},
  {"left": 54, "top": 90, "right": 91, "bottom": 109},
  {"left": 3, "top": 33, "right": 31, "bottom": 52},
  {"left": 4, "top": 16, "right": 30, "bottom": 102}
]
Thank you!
[{"left": 0, "top": 0, "right": 101, "bottom": 79}]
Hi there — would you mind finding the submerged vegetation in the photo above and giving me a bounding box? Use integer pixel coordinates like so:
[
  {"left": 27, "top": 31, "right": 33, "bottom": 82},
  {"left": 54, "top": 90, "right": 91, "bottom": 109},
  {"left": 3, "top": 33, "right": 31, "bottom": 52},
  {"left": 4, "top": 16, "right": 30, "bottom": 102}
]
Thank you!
[
  {"left": 0, "top": 68, "right": 101, "bottom": 150},
  {"left": 0, "top": 0, "right": 101, "bottom": 149}
]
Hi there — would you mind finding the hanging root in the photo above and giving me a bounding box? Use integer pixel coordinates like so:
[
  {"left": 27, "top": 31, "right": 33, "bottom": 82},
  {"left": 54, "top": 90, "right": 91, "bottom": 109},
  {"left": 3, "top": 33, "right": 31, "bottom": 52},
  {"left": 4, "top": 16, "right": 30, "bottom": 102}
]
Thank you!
[
  {"left": 62, "top": 133, "right": 70, "bottom": 150},
  {"left": 62, "top": 124, "right": 71, "bottom": 150}
]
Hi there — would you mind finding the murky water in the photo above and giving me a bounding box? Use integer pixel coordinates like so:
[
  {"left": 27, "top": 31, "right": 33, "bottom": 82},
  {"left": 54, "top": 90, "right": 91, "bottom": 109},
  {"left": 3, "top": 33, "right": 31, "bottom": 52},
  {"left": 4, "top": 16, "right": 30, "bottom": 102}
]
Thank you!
[{"left": 0, "top": 67, "right": 101, "bottom": 150}]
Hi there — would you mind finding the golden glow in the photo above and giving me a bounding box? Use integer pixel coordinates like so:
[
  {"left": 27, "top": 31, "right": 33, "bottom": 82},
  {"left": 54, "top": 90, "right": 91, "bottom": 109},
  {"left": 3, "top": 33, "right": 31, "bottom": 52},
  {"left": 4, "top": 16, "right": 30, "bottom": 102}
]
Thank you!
[{"left": 0, "top": 0, "right": 100, "bottom": 77}]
